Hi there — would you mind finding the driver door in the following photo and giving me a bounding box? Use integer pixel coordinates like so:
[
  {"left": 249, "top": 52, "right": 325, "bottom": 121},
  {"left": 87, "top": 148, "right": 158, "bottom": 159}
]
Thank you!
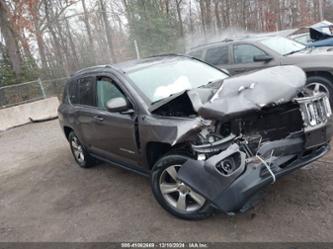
[{"left": 90, "top": 76, "right": 139, "bottom": 167}]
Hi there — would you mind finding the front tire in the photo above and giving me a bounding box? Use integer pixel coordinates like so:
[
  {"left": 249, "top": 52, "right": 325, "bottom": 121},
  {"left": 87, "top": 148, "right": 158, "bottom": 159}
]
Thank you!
[
  {"left": 306, "top": 76, "right": 333, "bottom": 105},
  {"left": 68, "top": 131, "right": 97, "bottom": 168},
  {"left": 151, "top": 154, "right": 214, "bottom": 220}
]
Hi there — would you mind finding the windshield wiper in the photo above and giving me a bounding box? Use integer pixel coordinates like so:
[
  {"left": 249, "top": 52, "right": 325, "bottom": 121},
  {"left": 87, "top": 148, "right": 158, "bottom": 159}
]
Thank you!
[{"left": 284, "top": 47, "right": 307, "bottom": 56}]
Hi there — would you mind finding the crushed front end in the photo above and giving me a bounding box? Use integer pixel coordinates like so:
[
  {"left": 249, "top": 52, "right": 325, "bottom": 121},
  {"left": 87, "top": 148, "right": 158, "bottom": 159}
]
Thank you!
[{"left": 178, "top": 92, "right": 333, "bottom": 214}]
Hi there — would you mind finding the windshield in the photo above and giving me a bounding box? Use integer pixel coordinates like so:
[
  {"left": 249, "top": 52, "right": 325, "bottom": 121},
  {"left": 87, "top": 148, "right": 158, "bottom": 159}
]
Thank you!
[
  {"left": 260, "top": 36, "right": 306, "bottom": 55},
  {"left": 127, "top": 58, "right": 228, "bottom": 103}
]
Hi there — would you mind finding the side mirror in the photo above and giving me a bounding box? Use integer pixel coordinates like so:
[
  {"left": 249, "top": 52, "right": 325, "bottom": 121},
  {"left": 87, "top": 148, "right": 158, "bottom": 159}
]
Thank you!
[
  {"left": 253, "top": 54, "right": 273, "bottom": 63},
  {"left": 106, "top": 97, "right": 131, "bottom": 113}
]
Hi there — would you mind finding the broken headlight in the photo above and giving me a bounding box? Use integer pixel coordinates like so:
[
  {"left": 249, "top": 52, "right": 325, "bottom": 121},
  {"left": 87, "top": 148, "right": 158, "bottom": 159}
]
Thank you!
[{"left": 216, "top": 152, "right": 242, "bottom": 175}]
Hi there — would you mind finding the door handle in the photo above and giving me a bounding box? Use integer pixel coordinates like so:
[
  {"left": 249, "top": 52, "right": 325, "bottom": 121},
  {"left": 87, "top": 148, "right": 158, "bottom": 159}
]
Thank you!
[{"left": 93, "top": 115, "right": 104, "bottom": 121}]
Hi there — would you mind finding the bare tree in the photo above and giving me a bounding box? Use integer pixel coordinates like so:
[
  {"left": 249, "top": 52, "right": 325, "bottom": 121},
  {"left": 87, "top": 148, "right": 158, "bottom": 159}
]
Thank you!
[
  {"left": 1, "top": 0, "right": 331, "bottom": 85},
  {"left": 175, "top": 0, "right": 184, "bottom": 37},
  {"left": 99, "top": 0, "right": 116, "bottom": 63},
  {"left": 0, "top": 0, "right": 23, "bottom": 78},
  {"left": 81, "top": 0, "right": 96, "bottom": 62}
]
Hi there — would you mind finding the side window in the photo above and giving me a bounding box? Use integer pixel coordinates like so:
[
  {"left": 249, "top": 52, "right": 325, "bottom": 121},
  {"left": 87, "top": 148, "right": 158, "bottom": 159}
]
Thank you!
[
  {"left": 204, "top": 46, "right": 229, "bottom": 65},
  {"left": 78, "top": 77, "right": 95, "bottom": 106},
  {"left": 188, "top": 50, "right": 203, "bottom": 59},
  {"left": 68, "top": 80, "right": 79, "bottom": 104},
  {"left": 96, "top": 77, "right": 126, "bottom": 109},
  {"left": 233, "top": 44, "right": 266, "bottom": 64}
]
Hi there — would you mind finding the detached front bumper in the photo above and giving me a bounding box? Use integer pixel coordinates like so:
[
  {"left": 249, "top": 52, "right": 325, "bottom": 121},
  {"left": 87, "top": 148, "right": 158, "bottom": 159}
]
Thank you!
[
  {"left": 178, "top": 136, "right": 331, "bottom": 214},
  {"left": 217, "top": 144, "right": 329, "bottom": 213}
]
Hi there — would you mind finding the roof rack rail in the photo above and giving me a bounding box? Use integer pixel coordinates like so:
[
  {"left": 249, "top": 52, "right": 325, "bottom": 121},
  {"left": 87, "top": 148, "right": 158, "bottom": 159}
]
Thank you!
[
  {"left": 190, "top": 38, "right": 234, "bottom": 50},
  {"left": 146, "top": 53, "right": 185, "bottom": 58},
  {"left": 71, "top": 64, "right": 113, "bottom": 76}
]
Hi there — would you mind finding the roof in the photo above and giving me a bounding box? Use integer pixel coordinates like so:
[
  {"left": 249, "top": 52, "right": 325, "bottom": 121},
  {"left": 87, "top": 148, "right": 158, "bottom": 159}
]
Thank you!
[
  {"left": 113, "top": 54, "right": 190, "bottom": 73},
  {"left": 72, "top": 54, "right": 192, "bottom": 76},
  {"left": 188, "top": 35, "right": 276, "bottom": 52}
]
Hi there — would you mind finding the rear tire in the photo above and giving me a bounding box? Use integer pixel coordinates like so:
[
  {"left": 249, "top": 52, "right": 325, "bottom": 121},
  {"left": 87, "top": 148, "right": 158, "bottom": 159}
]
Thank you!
[
  {"left": 68, "top": 131, "right": 97, "bottom": 168},
  {"left": 151, "top": 154, "right": 214, "bottom": 220}
]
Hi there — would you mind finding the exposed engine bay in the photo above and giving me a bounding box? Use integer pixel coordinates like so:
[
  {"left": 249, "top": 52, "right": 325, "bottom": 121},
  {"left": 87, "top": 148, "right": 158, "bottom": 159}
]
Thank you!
[
  {"left": 150, "top": 65, "right": 331, "bottom": 158},
  {"left": 147, "top": 65, "right": 333, "bottom": 213}
]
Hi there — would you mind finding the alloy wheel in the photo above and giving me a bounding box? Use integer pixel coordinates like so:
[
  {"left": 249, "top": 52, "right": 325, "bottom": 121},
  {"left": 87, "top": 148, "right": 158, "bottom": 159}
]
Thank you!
[
  {"left": 306, "top": 82, "right": 330, "bottom": 96},
  {"left": 159, "top": 165, "right": 206, "bottom": 212},
  {"left": 71, "top": 136, "right": 85, "bottom": 163}
]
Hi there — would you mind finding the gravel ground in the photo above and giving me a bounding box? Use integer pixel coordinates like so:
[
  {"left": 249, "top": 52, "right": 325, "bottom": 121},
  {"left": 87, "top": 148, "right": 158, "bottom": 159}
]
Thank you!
[{"left": 0, "top": 120, "right": 332, "bottom": 242}]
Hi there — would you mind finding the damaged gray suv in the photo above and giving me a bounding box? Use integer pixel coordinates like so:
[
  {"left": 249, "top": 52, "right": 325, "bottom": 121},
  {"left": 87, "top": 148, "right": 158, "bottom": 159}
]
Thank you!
[{"left": 58, "top": 55, "right": 333, "bottom": 219}]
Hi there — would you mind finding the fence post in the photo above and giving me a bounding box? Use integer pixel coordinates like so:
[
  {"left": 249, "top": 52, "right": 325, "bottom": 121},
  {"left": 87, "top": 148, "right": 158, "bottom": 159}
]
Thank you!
[
  {"left": 134, "top": 40, "right": 140, "bottom": 59},
  {"left": 38, "top": 78, "right": 46, "bottom": 99}
]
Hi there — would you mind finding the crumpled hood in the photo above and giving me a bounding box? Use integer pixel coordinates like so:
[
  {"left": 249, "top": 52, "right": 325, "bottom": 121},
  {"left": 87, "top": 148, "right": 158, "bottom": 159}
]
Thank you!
[{"left": 198, "top": 65, "right": 306, "bottom": 120}]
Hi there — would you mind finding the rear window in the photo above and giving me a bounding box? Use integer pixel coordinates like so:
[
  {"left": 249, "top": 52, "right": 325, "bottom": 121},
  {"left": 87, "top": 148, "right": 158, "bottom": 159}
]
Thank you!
[
  {"left": 78, "top": 77, "right": 95, "bottom": 106},
  {"left": 204, "top": 46, "right": 229, "bottom": 65},
  {"left": 68, "top": 80, "right": 78, "bottom": 104}
]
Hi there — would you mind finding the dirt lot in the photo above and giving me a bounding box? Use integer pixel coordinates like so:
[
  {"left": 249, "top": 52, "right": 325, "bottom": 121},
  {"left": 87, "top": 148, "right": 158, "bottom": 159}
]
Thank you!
[{"left": 0, "top": 120, "right": 333, "bottom": 242}]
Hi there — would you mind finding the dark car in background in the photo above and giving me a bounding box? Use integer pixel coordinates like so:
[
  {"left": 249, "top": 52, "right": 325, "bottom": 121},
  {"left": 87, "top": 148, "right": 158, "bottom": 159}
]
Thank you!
[
  {"left": 187, "top": 36, "right": 333, "bottom": 104},
  {"left": 58, "top": 55, "right": 332, "bottom": 219}
]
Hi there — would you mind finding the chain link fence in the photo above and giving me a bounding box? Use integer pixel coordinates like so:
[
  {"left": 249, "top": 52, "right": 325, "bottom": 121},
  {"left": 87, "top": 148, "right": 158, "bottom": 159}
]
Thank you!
[{"left": 0, "top": 77, "right": 68, "bottom": 109}]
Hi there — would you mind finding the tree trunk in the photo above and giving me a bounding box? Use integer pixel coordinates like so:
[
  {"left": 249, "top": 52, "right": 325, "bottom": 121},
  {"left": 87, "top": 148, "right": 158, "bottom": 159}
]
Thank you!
[
  {"left": 99, "top": 0, "right": 116, "bottom": 63},
  {"left": 49, "top": 1, "right": 72, "bottom": 74},
  {"left": 189, "top": 0, "right": 194, "bottom": 33},
  {"left": 44, "top": 0, "right": 67, "bottom": 75},
  {"left": 29, "top": 2, "right": 48, "bottom": 72},
  {"left": 19, "top": 32, "right": 38, "bottom": 69},
  {"left": 175, "top": 0, "right": 184, "bottom": 37},
  {"left": 204, "top": 0, "right": 212, "bottom": 33},
  {"left": 199, "top": 0, "right": 207, "bottom": 37},
  {"left": 318, "top": 0, "right": 324, "bottom": 20},
  {"left": 165, "top": 0, "right": 170, "bottom": 16},
  {"left": 276, "top": 0, "right": 282, "bottom": 30},
  {"left": 214, "top": 0, "right": 222, "bottom": 32},
  {"left": 35, "top": 27, "right": 48, "bottom": 72},
  {"left": 0, "top": 0, "right": 23, "bottom": 79},
  {"left": 65, "top": 18, "right": 79, "bottom": 71},
  {"left": 81, "top": 0, "right": 96, "bottom": 63},
  {"left": 223, "top": 0, "right": 230, "bottom": 28}
]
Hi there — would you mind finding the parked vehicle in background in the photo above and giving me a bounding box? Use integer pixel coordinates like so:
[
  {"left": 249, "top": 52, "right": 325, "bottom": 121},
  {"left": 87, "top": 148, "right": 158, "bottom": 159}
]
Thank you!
[
  {"left": 290, "top": 32, "right": 333, "bottom": 47},
  {"left": 187, "top": 36, "right": 333, "bottom": 104},
  {"left": 289, "top": 21, "right": 333, "bottom": 47},
  {"left": 290, "top": 33, "right": 312, "bottom": 44},
  {"left": 58, "top": 55, "right": 332, "bottom": 219}
]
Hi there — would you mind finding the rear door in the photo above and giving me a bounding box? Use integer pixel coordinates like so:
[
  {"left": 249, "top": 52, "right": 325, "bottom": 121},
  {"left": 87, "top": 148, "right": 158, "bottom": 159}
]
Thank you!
[
  {"left": 203, "top": 45, "right": 232, "bottom": 71},
  {"left": 75, "top": 76, "right": 98, "bottom": 147},
  {"left": 228, "top": 43, "right": 278, "bottom": 74}
]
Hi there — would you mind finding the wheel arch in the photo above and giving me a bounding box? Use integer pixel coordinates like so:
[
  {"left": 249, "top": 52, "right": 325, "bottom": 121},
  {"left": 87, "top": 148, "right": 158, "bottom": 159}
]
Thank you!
[
  {"left": 63, "top": 126, "right": 73, "bottom": 140},
  {"left": 306, "top": 71, "right": 333, "bottom": 83},
  {"left": 146, "top": 141, "right": 190, "bottom": 170}
]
